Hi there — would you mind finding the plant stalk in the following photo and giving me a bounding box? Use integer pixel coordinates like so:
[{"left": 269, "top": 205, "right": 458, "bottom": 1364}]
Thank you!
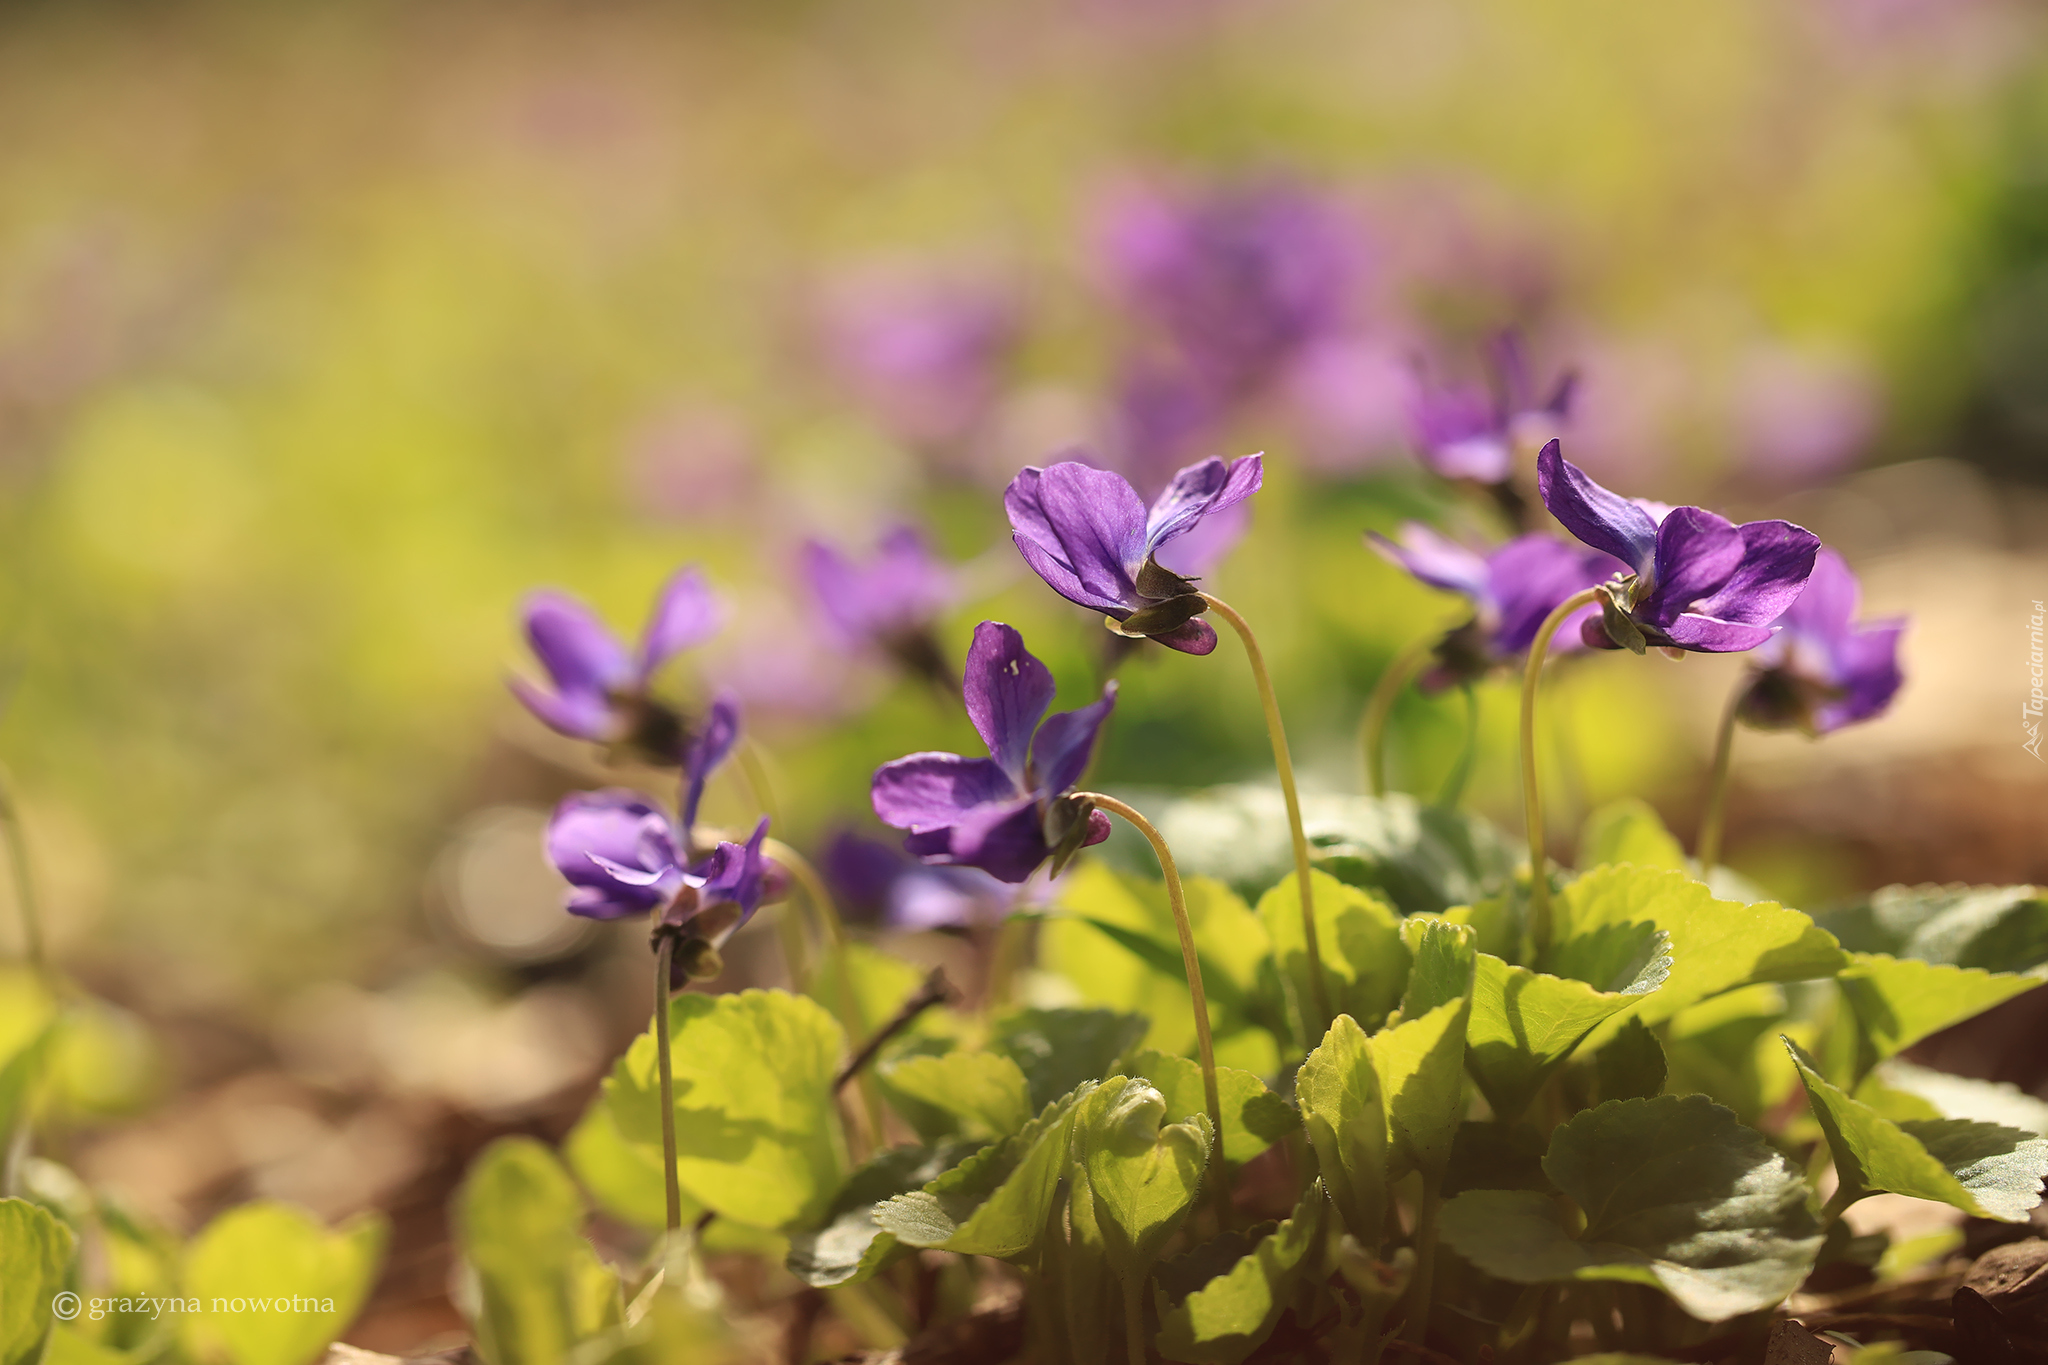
[
  {"left": 1199, "top": 594, "right": 1330, "bottom": 1035},
  {"left": 767, "top": 837, "right": 883, "bottom": 1157},
  {"left": 1401, "top": 1183, "right": 1442, "bottom": 1346},
  {"left": 1076, "top": 791, "right": 1228, "bottom": 1224},
  {"left": 1434, "top": 684, "right": 1481, "bottom": 810},
  {"left": 1519, "top": 588, "right": 1601, "bottom": 958},
  {"left": 1123, "top": 1273, "right": 1147, "bottom": 1365},
  {"left": 1361, "top": 634, "right": 1436, "bottom": 799},
  {"left": 653, "top": 935, "right": 683, "bottom": 1235},
  {"left": 1694, "top": 681, "right": 1743, "bottom": 875},
  {"left": 0, "top": 767, "right": 45, "bottom": 971}
]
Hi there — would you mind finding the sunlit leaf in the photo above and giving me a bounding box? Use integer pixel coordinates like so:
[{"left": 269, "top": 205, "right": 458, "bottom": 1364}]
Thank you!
[
  {"left": 1439, "top": 1095, "right": 1822, "bottom": 1322},
  {"left": 1813, "top": 883, "right": 2048, "bottom": 973},
  {"left": 1871, "top": 1060, "right": 2048, "bottom": 1135},
  {"left": 1372, "top": 918, "right": 1476, "bottom": 1181},
  {"left": 786, "top": 1142, "right": 974, "bottom": 1288},
  {"left": 1152, "top": 1183, "right": 1328, "bottom": 1365},
  {"left": 180, "top": 1202, "right": 387, "bottom": 1365},
  {"left": 1074, "top": 1077, "right": 1211, "bottom": 1277},
  {"left": 454, "top": 1139, "right": 621, "bottom": 1365},
  {"left": 991, "top": 1007, "right": 1147, "bottom": 1113},
  {"left": 1128, "top": 1050, "right": 1297, "bottom": 1166},
  {"left": 877, "top": 1049, "right": 1033, "bottom": 1141},
  {"left": 1257, "top": 870, "right": 1408, "bottom": 1044},
  {"left": 1577, "top": 799, "right": 1687, "bottom": 873},
  {"left": 0, "top": 1198, "right": 75, "bottom": 1365},
  {"left": 564, "top": 1093, "right": 700, "bottom": 1231},
  {"left": 1835, "top": 954, "right": 2043, "bottom": 1084},
  {"left": 874, "top": 1085, "right": 1088, "bottom": 1259},
  {"left": 1463, "top": 948, "right": 1665, "bottom": 1122},
  {"left": 1296, "top": 1015, "right": 1385, "bottom": 1248}
]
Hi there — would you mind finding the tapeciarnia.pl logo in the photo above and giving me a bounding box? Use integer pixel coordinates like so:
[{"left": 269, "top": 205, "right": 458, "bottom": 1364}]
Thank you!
[{"left": 2027, "top": 599, "right": 2044, "bottom": 761}]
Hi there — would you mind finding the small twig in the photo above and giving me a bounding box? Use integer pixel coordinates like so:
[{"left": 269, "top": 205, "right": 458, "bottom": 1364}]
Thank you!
[{"left": 835, "top": 968, "right": 952, "bottom": 1096}]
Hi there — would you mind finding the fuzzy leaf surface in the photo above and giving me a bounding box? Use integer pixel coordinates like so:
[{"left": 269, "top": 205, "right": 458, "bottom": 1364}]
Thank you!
[
  {"left": 873, "top": 1085, "right": 1088, "bottom": 1258},
  {"left": 786, "top": 1142, "right": 974, "bottom": 1288},
  {"left": 1074, "top": 1077, "right": 1212, "bottom": 1276},
  {"left": 1153, "top": 1183, "right": 1328, "bottom": 1365},
  {"left": 1129, "top": 1050, "right": 1297, "bottom": 1164},
  {"left": 1296, "top": 1015, "right": 1385, "bottom": 1246},
  {"left": 1464, "top": 948, "right": 1665, "bottom": 1122}
]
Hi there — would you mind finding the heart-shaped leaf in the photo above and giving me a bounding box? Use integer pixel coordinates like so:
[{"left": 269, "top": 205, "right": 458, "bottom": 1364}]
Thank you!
[
  {"left": 0, "top": 1198, "right": 75, "bottom": 1365},
  {"left": 1784, "top": 1039, "right": 2048, "bottom": 1222},
  {"left": 1152, "top": 1182, "right": 1329, "bottom": 1365},
  {"left": 1577, "top": 799, "right": 1688, "bottom": 873},
  {"left": 1463, "top": 947, "right": 1666, "bottom": 1122},
  {"left": 1258, "top": 871, "right": 1409, "bottom": 1044},
  {"left": 874, "top": 1084, "right": 1089, "bottom": 1259},
  {"left": 1835, "top": 954, "right": 2043, "bottom": 1084},
  {"left": 991, "top": 1008, "right": 1148, "bottom": 1113},
  {"left": 1074, "top": 1077, "right": 1212, "bottom": 1277},
  {"left": 180, "top": 1202, "right": 388, "bottom": 1365},
  {"left": 563, "top": 1094, "right": 698, "bottom": 1231},
  {"left": 1440, "top": 1094, "right": 1822, "bottom": 1321},
  {"left": 878, "top": 1050, "right": 1033, "bottom": 1140},
  {"left": 786, "top": 1142, "right": 976, "bottom": 1288},
  {"left": 1297, "top": 1015, "right": 1386, "bottom": 1248},
  {"left": 1128, "top": 1050, "right": 1297, "bottom": 1165},
  {"left": 604, "top": 988, "right": 845, "bottom": 1230},
  {"left": 455, "top": 1138, "right": 622, "bottom": 1365},
  {"left": 1372, "top": 918, "right": 1477, "bottom": 1181}
]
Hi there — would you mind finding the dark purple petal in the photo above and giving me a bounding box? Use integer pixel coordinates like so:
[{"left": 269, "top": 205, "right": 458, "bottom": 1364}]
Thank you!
[
  {"left": 1081, "top": 808, "right": 1113, "bottom": 848},
  {"left": 1659, "top": 614, "right": 1778, "bottom": 653},
  {"left": 1144, "top": 454, "right": 1264, "bottom": 555},
  {"left": 1535, "top": 442, "right": 1660, "bottom": 574},
  {"left": 946, "top": 797, "right": 1052, "bottom": 884},
  {"left": 1369, "top": 524, "right": 1491, "bottom": 601},
  {"left": 1007, "top": 462, "right": 1149, "bottom": 612},
  {"left": 963, "top": 621, "right": 1057, "bottom": 780},
  {"left": 871, "top": 752, "right": 1020, "bottom": 832},
  {"left": 546, "top": 790, "right": 684, "bottom": 920},
  {"left": 821, "top": 829, "right": 905, "bottom": 923},
  {"left": 1151, "top": 618, "right": 1219, "bottom": 655},
  {"left": 1487, "top": 536, "right": 1626, "bottom": 654},
  {"left": 1812, "top": 619, "right": 1906, "bottom": 732},
  {"left": 1690, "top": 520, "right": 1822, "bottom": 627},
  {"left": 681, "top": 692, "right": 741, "bottom": 830},
  {"left": 1031, "top": 682, "right": 1118, "bottom": 796},
  {"left": 637, "top": 567, "right": 722, "bottom": 682},
  {"left": 1639, "top": 506, "right": 1747, "bottom": 627},
  {"left": 508, "top": 675, "right": 617, "bottom": 743},
  {"left": 695, "top": 816, "right": 771, "bottom": 924}
]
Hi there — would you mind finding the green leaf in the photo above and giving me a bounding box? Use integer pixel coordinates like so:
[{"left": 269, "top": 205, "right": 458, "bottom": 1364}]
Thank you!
[
  {"left": 1372, "top": 918, "right": 1477, "bottom": 1181},
  {"left": 180, "top": 1202, "right": 387, "bottom": 1365},
  {"left": 1595, "top": 1017, "right": 1667, "bottom": 1103},
  {"left": 1257, "top": 870, "right": 1409, "bottom": 1043},
  {"left": 1057, "top": 1153, "right": 1116, "bottom": 1365},
  {"left": 563, "top": 1094, "right": 699, "bottom": 1232},
  {"left": 1661, "top": 984, "right": 1787, "bottom": 1124},
  {"left": 1296, "top": 1015, "right": 1386, "bottom": 1247},
  {"left": 0, "top": 1198, "right": 75, "bottom": 1365},
  {"left": 874, "top": 1085, "right": 1089, "bottom": 1259},
  {"left": 1813, "top": 883, "right": 2048, "bottom": 973},
  {"left": 1784, "top": 1039, "right": 2048, "bottom": 1222},
  {"left": 1152, "top": 1183, "right": 1328, "bottom": 1365},
  {"left": 1442, "top": 1121, "right": 1551, "bottom": 1198},
  {"left": 876, "top": 1049, "right": 1032, "bottom": 1140},
  {"left": 991, "top": 1007, "right": 1147, "bottom": 1113},
  {"left": 455, "top": 1138, "right": 620, "bottom": 1365},
  {"left": 1871, "top": 1060, "right": 2048, "bottom": 1135},
  {"left": 1577, "top": 799, "right": 1688, "bottom": 872},
  {"left": 1074, "top": 1077, "right": 1212, "bottom": 1276},
  {"left": 1440, "top": 1094, "right": 1822, "bottom": 1321},
  {"left": 1550, "top": 865, "right": 1844, "bottom": 1040},
  {"left": 786, "top": 1142, "right": 974, "bottom": 1288},
  {"left": 1463, "top": 950, "right": 1664, "bottom": 1122},
  {"left": 1835, "top": 954, "right": 2043, "bottom": 1084},
  {"left": 1128, "top": 1050, "right": 1297, "bottom": 1165},
  {"left": 603, "top": 988, "right": 845, "bottom": 1230}
]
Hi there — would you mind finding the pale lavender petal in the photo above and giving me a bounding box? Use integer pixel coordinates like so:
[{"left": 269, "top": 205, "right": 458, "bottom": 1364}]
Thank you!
[
  {"left": 871, "top": 752, "right": 1019, "bottom": 831},
  {"left": 546, "top": 789, "right": 683, "bottom": 920},
  {"left": 1153, "top": 500, "right": 1247, "bottom": 578},
  {"left": 1152, "top": 618, "right": 1219, "bottom": 655},
  {"left": 963, "top": 621, "right": 1056, "bottom": 779},
  {"left": 1640, "top": 506, "right": 1747, "bottom": 627},
  {"left": 1660, "top": 614, "right": 1777, "bottom": 653},
  {"left": 637, "top": 567, "right": 722, "bottom": 681},
  {"left": 1535, "top": 442, "right": 1660, "bottom": 573},
  {"left": 800, "top": 539, "right": 865, "bottom": 645},
  {"left": 1776, "top": 546, "right": 1859, "bottom": 640},
  {"left": 869, "top": 526, "right": 954, "bottom": 628},
  {"left": 509, "top": 675, "right": 618, "bottom": 743},
  {"left": 681, "top": 692, "right": 741, "bottom": 830},
  {"left": 1144, "top": 454, "right": 1264, "bottom": 554},
  {"left": 1031, "top": 683, "right": 1118, "bottom": 796},
  {"left": 1005, "top": 464, "right": 1140, "bottom": 614},
  {"left": 1368, "top": 524, "right": 1491, "bottom": 601},
  {"left": 1690, "top": 520, "right": 1821, "bottom": 627}
]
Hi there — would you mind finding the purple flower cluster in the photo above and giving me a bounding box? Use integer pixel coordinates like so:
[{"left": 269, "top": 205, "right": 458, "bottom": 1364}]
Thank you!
[{"left": 801, "top": 526, "right": 956, "bottom": 687}]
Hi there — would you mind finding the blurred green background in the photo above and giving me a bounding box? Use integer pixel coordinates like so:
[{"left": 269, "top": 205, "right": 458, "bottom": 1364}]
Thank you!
[{"left": 1, "top": 0, "right": 2044, "bottom": 1186}]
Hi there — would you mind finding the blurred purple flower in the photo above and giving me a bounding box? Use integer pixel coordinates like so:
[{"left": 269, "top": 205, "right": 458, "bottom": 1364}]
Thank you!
[
  {"left": 1006, "top": 454, "right": 1262, "bottom": 654},
  {"left": 1537, "top": 442, "right": 1820, "bottom": 654},
  {"left": 680, "top": 692, "right": 741, "bottom": 831},
  {"left": 510, "top": 567, "right": 722, "bottom": 758},
  {"left": 1101, "top": 181, "right": 1354, "bottom": 395},
  {"left": 1282, "top": 335, "right": 1414, "bottom": 474},
  {"left": 1410, "top": 332, "right": 1575, "bottom": 485},
  {"left": 1368, "top": 524, "right": 1625, "bottom": 689},
  {"left": 824, "top": 829, "right": 1011, "bottom": 930},
  {"left": 801, "top": 526, "right": 956, "bottom": 687},
  {"left": 1112, "top": 359, "right": 1222, "bottom": 489},
  {"left": 1734, "top": 346, "right": 1877, "bottom": 487},
  {"left": 1737, "top": 547, "right": 1905, "bottom": 735},
  {"left": 821, "top": 262, "right": 1017, "bottom": 448},
  {"left": 871, "top": 621, "right": 1115, "bottom": 884}
]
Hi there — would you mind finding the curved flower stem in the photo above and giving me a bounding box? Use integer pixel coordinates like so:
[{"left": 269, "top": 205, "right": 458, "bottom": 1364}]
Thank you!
[
  {"left": 1434, "top": 684, "right": 1481, "bottom": 810},
  {"left": 1073, "top": 791, "right": 1228, "bottom": 1225},
  {"left": 767, "top": 837, "right": 882, "bottom": 1157},
  {"left": 653, "top": 936, "right": 684, "bottom": 1235},
  {"left": 1361, "top": 634, "right": 1436, "bottom": 799},
  {"left": 1199, "top": 594, "right": 1330, "bottom": 1035},
  {"left": 1519, "top": 588, "right": 1601, "bottom": 957},
  {"left": 0, "top": 768, "right": 45, "bottom": 971},
  {"left": 1694, "top": 682, "right": 1743, "bottom": 876}
]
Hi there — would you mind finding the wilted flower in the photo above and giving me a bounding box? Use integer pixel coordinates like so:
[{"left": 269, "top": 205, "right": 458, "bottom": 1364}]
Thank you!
[
  {"left": 1100, "top": 181, "right": 1354, "bottom": 396},
  {"left": 1736, "top": 548, "right": 1905, "bottom": 735},
  {"left": 1006, "top": 454, "right": 1262, "bottom": 654},
  {"left": 1368, "top": 523, "right": 1624, "bottom": 689},
  {"left": 510, "top": 567, "right": 722, "bottom": 760},
  {"left": 1410, "top": 333, "right": 1576, "bottom": 486},
  {"left": 871, "top": 621, "right": 1115, "bottom": 883},
  {"left": 801, "top": 527, "right": 956, "bottom": 688},
  {"left": 1536, "top": 442, "right": 1819, "bottom": 654}
]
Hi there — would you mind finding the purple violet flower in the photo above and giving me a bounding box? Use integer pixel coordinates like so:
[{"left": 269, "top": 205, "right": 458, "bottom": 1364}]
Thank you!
[
  {"left": 1736, "top": 547, "right": 1905, "bottom": 735},
  {"left": 1410, "top": 333, "right": 1576, "bottom": 486},
  {"left": 801, "top": 527, "right": 956, "bottom": 687},
  {"left": 1005, "top": 454, "right": 1262, "bottom": 655},
  {"left": 680, "top": 692, "right": 741, "bottom": 832},
  {"left": 1536, "top": 441, "right": 1820, "bottom": 654},
  {"left": 1368, "top": 524, "right": 1626, "bottom": 690},
  {"left": 510, "top": 567, "right": 722, "bottom": 759},
  {"left": 871, "top": 621, "right": 1116, "bottom": 884},
  {"left": 823, "top": 829, "right": 1013, "bottom": 931}
]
